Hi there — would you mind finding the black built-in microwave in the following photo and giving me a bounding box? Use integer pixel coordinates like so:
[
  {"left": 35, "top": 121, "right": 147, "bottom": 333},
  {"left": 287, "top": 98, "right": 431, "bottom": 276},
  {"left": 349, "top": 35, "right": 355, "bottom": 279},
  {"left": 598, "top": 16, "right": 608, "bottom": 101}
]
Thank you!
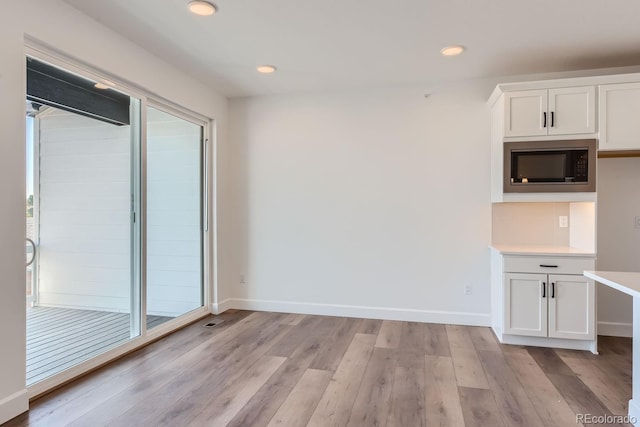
[{"left": 504, "top": 139, "right": 596, "bottom": 193}]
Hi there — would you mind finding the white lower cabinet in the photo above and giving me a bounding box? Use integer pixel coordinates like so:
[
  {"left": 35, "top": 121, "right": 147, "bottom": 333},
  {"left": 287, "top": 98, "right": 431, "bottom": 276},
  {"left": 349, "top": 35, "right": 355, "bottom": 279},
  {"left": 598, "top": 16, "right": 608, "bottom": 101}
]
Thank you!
[
  {"left": 548, "top": 274, "right": 595, "bottom": 340},
  {"left": 505, "top": 273, "right": 547, "bottom": 337},
  {"left": 491, "top": 251, "right": 596, "bottom": 352},
  {"left": 505, "top": 272, "right": 595, "bottom": 340}
]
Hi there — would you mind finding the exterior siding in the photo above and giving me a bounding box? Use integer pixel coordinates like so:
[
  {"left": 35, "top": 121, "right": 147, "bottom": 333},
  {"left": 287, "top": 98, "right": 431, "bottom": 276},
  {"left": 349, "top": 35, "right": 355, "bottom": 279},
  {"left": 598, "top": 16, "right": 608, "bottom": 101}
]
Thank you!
[
  {"left": 36, "top": 107, "right": 202, "bottom": 316},
  {"left": 147, "top": 107, "right": 203, "bottom": 316},
  {"left": 37, "top": 109, "right": 132, "bottom": 313}
]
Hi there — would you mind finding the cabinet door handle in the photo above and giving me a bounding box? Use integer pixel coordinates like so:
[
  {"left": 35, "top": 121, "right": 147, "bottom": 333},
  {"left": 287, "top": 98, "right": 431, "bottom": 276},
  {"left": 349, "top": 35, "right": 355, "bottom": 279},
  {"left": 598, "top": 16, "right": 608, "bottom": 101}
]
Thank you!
[
  {"left": 543, "top": 112, "right": 547, "bottom": 128},
  {"left": 551, "top": 111, "right": 555, "bottom": 127},
  {"left": 539, "top": 264, "right": 558, "bottom": 268},
  {"left": 551, "top": 282, "right": 555, "bottom": 298},
  {"left": 542, "top": 282, "right": 546, "bottom": 298}
]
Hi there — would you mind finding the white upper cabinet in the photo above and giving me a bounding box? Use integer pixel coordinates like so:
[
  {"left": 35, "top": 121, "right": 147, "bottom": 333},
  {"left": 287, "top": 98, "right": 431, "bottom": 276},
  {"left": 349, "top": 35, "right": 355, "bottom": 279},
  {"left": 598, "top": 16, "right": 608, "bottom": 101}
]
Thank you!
[
  {"left": 598, "top": 82, "right": 640, "bottom": 151},
  {"left": 504, "top": 86, "right": 596, "bottom": 138},
  {"left": 504, "top": 90, "right": 547, "bottom": 137},
  {"left": 548, "top": 87, "right": 596, "bottom": 136}
]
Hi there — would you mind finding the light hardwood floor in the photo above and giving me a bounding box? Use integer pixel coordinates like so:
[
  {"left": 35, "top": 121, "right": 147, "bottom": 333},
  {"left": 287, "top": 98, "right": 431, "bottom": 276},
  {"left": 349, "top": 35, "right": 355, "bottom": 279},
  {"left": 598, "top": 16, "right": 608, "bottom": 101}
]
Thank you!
[{"left": 4, "top": 310, "right": 632, "bottom": 427}]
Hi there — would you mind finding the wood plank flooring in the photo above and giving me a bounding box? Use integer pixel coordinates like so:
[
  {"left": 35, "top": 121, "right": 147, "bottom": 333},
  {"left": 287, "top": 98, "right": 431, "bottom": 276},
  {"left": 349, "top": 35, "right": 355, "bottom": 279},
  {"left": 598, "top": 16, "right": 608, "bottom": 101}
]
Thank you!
[
  {"left": 27, "top": 307, "right": 172, "bottom": 385},
  {"left": 6, "top": 311, "right": 632, "bottom": 427}
]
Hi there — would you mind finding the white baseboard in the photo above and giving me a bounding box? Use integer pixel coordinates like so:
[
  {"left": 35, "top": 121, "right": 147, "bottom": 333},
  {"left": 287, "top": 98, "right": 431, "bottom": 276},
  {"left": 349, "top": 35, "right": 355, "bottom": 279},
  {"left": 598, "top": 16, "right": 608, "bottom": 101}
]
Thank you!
[
  {"left": 0, "top": 389, "right": 28, "bottom": 425},
  {"left": 598, "top": 321, "right": 633, "bottom": 338},
  {"left": 499, "top": 333, "right": 597, "bottom": 353},
  {"left": 491, "top": 325, "right": 503, "bottom": 339},
  {"left": 219, "top": 298, "right": 490, "bottom": 326},
  {"left": 211, "top": 298, "right": 233, "bottom": 315}
]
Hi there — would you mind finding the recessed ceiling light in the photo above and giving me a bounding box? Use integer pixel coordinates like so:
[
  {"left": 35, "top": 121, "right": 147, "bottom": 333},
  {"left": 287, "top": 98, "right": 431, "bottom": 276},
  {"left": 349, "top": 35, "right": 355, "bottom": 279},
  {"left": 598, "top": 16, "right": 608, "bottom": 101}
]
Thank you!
[
  {"left": 188, "top": 0, "right": 217, "bottom": 16},
  {"left": 440, "top": 45, "right": 465, "bottom": 56},
  {"left": 94, "top": 82, "right": 113, "bottom": 90},
  {"left": 256, "top": 65, "right": 277, "bottom": 74}
]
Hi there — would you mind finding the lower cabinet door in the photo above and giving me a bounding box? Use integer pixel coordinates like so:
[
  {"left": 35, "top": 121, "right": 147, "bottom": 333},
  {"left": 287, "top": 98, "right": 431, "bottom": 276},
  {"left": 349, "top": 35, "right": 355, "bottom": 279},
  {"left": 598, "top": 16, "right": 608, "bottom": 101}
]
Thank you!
[
  {"left": 548, "top": 274, "right": 595, "bottom": 340},
  {"left": 504, "top": 273, "right": 548, "bottom": 337}
]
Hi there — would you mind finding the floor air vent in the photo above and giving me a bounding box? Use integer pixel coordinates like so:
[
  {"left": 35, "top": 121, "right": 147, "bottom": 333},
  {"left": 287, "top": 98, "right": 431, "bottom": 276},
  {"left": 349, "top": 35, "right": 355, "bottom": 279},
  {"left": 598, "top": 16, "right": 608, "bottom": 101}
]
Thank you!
[{"left": 203, "top": 320, "right": 223, "bottom": 328}]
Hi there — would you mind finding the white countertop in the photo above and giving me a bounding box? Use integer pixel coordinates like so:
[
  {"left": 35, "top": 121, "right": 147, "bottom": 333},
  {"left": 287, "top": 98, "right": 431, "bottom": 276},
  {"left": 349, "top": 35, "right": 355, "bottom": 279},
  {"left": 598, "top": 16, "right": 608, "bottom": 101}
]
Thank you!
[
  {"left": 584, "top": 271, "right": 640, "bottom": 298},
  {"left": 490, "top": 244, "right": 596, "bottom": 257}
]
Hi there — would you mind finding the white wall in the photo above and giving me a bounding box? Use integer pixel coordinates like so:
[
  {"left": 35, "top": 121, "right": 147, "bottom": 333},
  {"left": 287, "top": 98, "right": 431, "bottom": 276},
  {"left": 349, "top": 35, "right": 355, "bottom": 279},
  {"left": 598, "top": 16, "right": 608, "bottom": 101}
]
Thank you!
[
  {"left": 228, "top": 81, "right": 494, "bottom": 324},
  {"left": 0, "top": 6, "right": 29, "bottom": 422},
  {"left": 569, "top": 202, "right": 596, "bottom": 253},
  {"left": 596, "top": 157, "right": 640, "bottom": 336},
  {"left": 0, "top": 0, "right": 228, "bottom": 422}
]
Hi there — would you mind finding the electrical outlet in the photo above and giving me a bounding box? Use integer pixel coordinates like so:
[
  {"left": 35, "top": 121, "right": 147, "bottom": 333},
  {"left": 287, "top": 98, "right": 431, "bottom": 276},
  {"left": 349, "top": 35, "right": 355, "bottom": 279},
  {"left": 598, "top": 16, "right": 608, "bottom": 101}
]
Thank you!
[
  {"left": 240, "top": 274, "right": 246, "bottom": 284},
  {"left": 464, "top": 284, "right": 472, "bottom": 295},
  {"left": 635, "top": 216, "right": 640, "bottom": 229},
  {"left": 559, "top": 216, "right": 569, "bottom": 228}
]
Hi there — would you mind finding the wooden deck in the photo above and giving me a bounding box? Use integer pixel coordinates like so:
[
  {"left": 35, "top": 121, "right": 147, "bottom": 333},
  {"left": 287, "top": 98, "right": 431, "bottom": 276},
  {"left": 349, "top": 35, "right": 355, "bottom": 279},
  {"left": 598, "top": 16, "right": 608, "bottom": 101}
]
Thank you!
[{"left": 27, "top": 307, "right": 172, "bottom": 385}]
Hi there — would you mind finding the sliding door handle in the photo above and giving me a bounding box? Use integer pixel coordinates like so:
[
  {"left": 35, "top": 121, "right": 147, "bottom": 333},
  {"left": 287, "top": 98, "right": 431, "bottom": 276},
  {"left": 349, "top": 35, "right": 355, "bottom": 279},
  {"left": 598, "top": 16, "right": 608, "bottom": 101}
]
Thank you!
[{"left": 26, "top": 238, "right": 36, "bottom": 267}]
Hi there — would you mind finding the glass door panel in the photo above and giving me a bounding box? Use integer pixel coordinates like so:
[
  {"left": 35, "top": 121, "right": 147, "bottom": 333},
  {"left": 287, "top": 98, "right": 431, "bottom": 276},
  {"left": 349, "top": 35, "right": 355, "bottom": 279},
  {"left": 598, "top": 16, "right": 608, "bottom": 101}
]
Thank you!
[
  {"left": 146, "top": 106, "right": 204, "bottom": 329},
  {"left": 25, "top": 57, "right": 140, "bottom": 385}
]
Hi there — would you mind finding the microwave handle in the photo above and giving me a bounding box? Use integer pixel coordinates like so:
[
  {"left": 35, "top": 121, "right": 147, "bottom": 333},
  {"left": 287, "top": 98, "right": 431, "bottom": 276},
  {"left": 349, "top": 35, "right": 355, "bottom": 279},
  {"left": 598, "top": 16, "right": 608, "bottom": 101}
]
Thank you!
[{"left": 543, "top": 112, "right": 547, "bottom": 128}]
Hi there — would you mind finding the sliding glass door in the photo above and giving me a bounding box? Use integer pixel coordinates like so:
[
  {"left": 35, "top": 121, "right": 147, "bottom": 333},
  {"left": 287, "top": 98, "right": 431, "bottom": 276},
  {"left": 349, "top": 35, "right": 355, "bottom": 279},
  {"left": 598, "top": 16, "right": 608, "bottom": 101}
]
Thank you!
[
  {"left": 25, "top": 56, "right": 141, "bottom": 385},
  {"left": 146, "top": 106, "right": 204, "bottom": 329},
  {"left": 25, "top": 55, "right": 207, "bottom": 387}
]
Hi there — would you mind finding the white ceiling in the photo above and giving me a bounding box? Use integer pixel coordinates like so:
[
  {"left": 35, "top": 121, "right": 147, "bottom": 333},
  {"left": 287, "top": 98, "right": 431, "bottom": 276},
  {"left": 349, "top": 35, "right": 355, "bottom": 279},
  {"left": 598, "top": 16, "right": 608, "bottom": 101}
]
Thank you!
[{"left": 63, "top": 0, "right": 640, "bottom": 98}]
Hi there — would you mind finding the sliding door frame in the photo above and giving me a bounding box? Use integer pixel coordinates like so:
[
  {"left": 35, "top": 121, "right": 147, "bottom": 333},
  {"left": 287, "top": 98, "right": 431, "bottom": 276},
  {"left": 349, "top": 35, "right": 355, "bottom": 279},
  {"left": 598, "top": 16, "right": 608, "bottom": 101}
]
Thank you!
[
  {"left": 144, "top": 100, "right": 210, "bottom": 334},
  {"left": 24, "top": 43, "right": 214, "bottom": 399},
  {"left": 27, "top": 114, "right": 41, "bottom": 307}
]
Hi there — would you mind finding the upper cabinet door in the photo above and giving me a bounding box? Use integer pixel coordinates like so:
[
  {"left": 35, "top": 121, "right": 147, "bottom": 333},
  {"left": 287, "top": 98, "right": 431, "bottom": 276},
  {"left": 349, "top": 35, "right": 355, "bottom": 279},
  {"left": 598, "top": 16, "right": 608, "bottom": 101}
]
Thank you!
[
  {"left": 599, "top": 82, "right": 640, "bottom": 151},
  {"left": 504, "top": 90, "right": 548, "bottom": 137},
  {"left": 548, "top": 86, "right": 596, "bottom": 136}
]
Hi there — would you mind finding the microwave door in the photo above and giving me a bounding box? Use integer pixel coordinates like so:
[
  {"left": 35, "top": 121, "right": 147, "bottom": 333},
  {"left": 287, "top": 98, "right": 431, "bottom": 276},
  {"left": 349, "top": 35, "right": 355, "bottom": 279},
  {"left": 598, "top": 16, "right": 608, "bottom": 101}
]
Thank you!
[{"left": 514, "top": 152, "right": 567, "bottom": 183}]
